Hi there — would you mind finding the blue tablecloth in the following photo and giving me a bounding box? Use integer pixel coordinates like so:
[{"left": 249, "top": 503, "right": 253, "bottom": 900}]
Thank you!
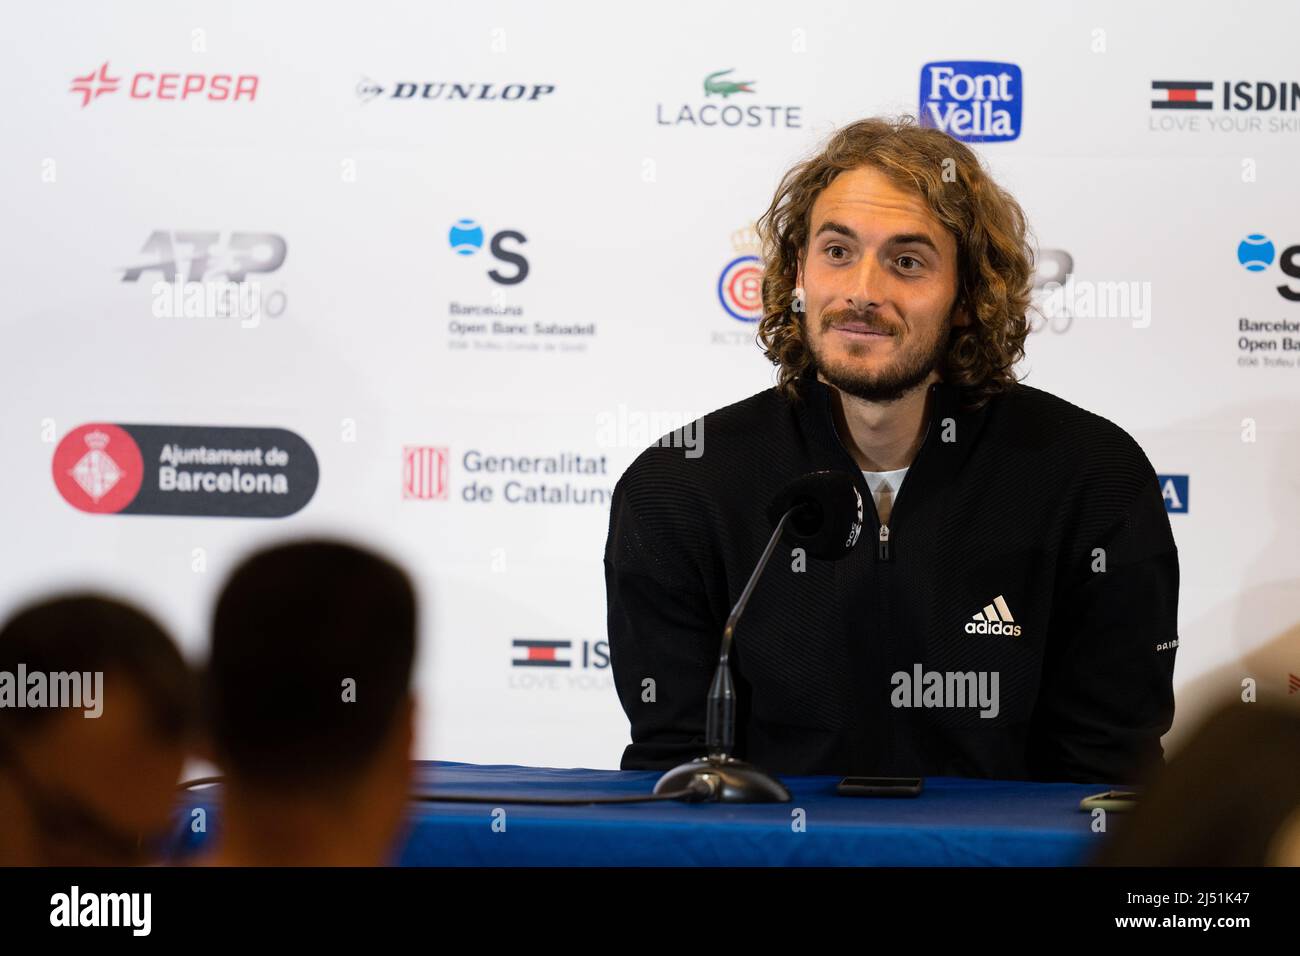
[{"left": 176, "top": 760, "right": 1119, "bottom": 866}]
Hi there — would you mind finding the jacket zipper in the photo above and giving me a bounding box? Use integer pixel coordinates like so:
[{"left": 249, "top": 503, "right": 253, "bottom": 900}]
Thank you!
[
  {"left": 829, "top": 383, "right": 941, "bottom": 565},
  {"left": 822, "top": 380, "right": 940, "bottom": 774}
]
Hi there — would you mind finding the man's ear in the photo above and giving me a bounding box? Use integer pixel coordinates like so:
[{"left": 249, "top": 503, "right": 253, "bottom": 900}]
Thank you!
[{"left": 951, "top": 298, "right": 973, "bottom": 328}]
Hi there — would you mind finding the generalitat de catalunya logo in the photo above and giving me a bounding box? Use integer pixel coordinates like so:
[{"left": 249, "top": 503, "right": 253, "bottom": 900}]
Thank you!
[{"left": 53, "top": 423, "right": 317, "bottom": 518}]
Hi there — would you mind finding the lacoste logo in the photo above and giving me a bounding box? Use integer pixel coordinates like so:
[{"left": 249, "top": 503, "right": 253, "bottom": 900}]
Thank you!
[
  {"left": 703, "top": 69, "right": 755, "bottom": 97},
  {"left": 965, "top": 595, "right": 1022, "bottom": 637}
]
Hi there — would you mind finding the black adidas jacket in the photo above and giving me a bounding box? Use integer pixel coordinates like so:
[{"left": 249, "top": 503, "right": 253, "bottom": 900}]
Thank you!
[{"left": 603, "top": 368, "right": 1178, "bottom": 784}]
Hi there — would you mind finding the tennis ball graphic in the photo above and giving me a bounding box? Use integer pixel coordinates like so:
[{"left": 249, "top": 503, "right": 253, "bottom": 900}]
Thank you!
[
  {"left": 449, "top": 219, "right": 485, "bottom": 256},
  {"left": 1237, "top": 234, "right": 1275, "bottom": 273}
]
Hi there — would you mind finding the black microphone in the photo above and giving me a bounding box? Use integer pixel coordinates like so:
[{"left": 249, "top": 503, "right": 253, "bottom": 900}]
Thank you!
[
  {"left": 766, "top": 470, "right": 865, "bottom": 560},
  {"left": 654, "top": 470, "right": 864, "bottom": 802}
]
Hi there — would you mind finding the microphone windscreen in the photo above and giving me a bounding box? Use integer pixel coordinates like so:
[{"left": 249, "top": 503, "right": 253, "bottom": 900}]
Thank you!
[{"left": 766, "top": 470, "right": 864, "bottom": 560}]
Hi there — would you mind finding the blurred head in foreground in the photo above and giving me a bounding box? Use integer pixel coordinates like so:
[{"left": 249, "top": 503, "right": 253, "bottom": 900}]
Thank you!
[
  {"left": 0, "top": 594, "right": 193, "bottom": 865},
  {"left": 204, "top": 539, "right": 417, "bottom": 866},
  {"left": 1092, "top": 701, "right": 1300, "bottom": 866}
]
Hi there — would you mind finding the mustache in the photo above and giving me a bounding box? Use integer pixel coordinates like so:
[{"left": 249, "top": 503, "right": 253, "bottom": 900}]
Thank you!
[{"left": 820, "top": 310, "right": 897, "bottom": 334}]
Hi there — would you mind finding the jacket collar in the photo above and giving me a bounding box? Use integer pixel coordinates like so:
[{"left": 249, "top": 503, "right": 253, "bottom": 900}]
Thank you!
[{"left": 791, "top": 365, "right": 992, "bottom": 511}]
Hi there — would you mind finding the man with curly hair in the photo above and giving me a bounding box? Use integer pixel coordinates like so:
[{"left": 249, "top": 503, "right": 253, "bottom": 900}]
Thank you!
[{"left": 605, "top": 116, "right": 1179, "bottom": 785}]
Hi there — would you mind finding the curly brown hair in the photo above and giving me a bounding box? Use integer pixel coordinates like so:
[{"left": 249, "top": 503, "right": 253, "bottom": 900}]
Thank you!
[{"left": 755, "top": 115, "right": 1034, "bottom": 408}]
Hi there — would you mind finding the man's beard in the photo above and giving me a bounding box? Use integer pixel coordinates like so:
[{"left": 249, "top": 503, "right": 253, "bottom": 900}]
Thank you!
[{"left": 806, "top": 306, "right": 953, "bottom": 403}]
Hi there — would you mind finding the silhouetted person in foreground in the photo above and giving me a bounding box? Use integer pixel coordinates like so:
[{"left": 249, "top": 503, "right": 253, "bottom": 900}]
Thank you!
[
  {"left": 202, "top": 539, "right": 418, "bottom": 866},
  {"left": 1092, "top": 701, "right": 1300, "bottom": 866},
  {"left": 0, "top": 595, "right": 194, "bottom": 865}
]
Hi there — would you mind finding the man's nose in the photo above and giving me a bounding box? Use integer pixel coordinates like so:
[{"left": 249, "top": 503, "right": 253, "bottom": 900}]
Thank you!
[{"left": 846, "top": 255, "right": 886, "bottom": 312}]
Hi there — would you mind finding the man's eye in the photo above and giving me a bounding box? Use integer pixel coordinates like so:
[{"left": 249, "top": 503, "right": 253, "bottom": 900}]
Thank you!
[
  {"left": 897, "top": 255, "right": 922, "bottom": 270},
  {"left": 826, "top": 245, "right": 848, "bottom": 260}
]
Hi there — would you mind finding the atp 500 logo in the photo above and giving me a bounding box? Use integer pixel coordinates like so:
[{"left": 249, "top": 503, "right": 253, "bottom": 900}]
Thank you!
[
  {"left": 119, "top": 231, "right": 289, "bottom": 324},
  {"left": 122, "top": 231, "right": 286, "bottom": 283}
]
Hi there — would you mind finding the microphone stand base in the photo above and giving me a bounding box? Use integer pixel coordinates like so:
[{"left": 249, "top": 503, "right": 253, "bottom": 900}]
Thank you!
[{"left": 654, "top": 756, "right": 791, "bottom": 803}]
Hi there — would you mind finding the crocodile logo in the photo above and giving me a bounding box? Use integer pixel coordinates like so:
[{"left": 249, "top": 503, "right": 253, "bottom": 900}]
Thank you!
[{"left": 704, "top": 69, "right": 755, "bottom": 97}]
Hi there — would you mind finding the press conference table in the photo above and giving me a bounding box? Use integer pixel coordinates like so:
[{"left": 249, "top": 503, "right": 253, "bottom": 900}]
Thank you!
[
  {"left": 177, "top": 760, "right": 1115, "bottom": 866},
  {"left": 388, "top": 762, "right": 1114, "bottom": 866}
]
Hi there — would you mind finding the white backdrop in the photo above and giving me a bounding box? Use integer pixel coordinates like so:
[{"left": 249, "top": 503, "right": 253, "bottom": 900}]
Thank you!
[{"left": 2, "top": 0, "right": 1298, "bottom": 768}]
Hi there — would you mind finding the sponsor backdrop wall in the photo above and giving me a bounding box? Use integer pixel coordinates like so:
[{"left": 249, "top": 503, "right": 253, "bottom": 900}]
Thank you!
[{"left": 2, "top": 0, "right": 1298, "bottom": 768}]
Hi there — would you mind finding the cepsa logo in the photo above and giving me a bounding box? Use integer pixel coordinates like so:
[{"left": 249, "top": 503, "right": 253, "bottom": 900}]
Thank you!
[
  {"left": 70, "top": 61, "right": 258, "bottom": 109},
  {"left": 53, "top": 423, "right": 317, "bottom": 517}
]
